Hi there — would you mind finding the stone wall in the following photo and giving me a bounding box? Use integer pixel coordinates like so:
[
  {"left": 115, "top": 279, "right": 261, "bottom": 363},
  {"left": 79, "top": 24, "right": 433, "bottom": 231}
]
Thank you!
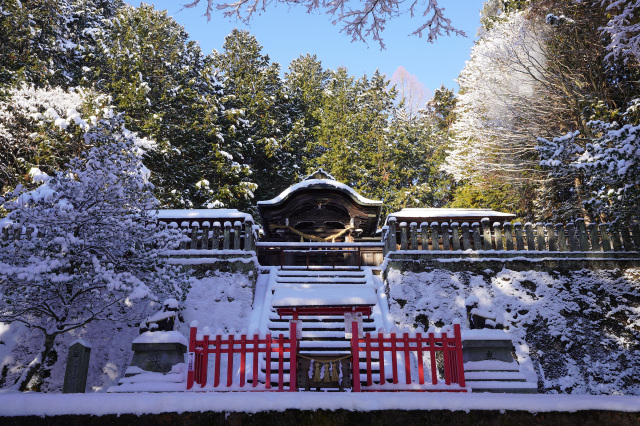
[{"left": 382, "top": 257, "right": 640, "bottom": 395}]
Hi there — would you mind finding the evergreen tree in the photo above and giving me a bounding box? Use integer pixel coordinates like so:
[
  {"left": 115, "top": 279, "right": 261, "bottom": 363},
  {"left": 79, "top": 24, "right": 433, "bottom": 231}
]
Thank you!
[
  {"left": 94, "top": 5, "right": 253, "bottom": 208},
  {"left": 212, "top": 30, "right": 295, "bottom": 207}
]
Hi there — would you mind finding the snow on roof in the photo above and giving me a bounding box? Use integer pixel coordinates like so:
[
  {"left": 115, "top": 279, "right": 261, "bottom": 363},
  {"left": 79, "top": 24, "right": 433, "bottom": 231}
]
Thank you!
[
  {"left": 257, "top": 179, "right": 382, "bottom": 207},
  {"left": 271, "top": 285, "right": 377, "bottom": 307},
  {"left": 153, "top": 209, "right": 253, "bottom": 222},
  {"left": 387, "top": 208, "right": 515, "bottom": 219}
]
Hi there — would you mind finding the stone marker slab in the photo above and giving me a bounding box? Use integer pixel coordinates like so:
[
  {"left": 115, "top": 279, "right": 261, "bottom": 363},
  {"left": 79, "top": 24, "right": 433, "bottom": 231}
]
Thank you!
[{"left": 63, "top": 339, "right": 92, "bottom": 393}]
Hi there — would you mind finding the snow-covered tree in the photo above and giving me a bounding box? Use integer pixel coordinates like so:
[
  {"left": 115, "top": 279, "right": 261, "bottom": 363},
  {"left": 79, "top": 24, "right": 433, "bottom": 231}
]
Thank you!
[
  {"left": 0, "top": 84, "right": 114, "bottom": 195},
  {"left": 182, "top": 0, "right": 464, "bottom": 48},
  {"left": 0, "top": 116, "right": 188, "bottom": 391},
  {"left": 537, "top": 115, "right": 640, "bottom": 224},
  {"left": 601, "top": 0, "right": 640, "bottom": 63}
]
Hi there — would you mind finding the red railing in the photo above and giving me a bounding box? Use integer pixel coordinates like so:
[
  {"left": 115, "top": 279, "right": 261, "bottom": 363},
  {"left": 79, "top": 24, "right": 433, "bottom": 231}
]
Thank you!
[
  {"left": 350, "top": 322, "right": 466, "bottom": 392},
  {"left": 186, "top": 321, "right": 298, "bottom": 391}
]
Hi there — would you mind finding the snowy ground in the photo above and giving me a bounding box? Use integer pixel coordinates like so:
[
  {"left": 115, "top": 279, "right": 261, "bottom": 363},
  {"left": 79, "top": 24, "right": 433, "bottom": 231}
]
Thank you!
[
  {"left": 386, "top": 267, "right": 640, "bottom": 395},
  {"left": 0, "top": 271, "right": 254, "bottom": 392},
  {"left": 0, "top": 392, "right": 638, "bottom": 416}
]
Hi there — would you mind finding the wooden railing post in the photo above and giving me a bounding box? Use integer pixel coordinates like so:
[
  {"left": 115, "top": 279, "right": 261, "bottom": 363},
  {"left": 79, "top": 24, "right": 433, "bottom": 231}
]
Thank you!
[
  {"left": 201, "top": 222, "right": 211, "bottom": 250},
  {"left": 504, "top": 223, "right": 514, "bottom": 251},
  {"left": 212, "top": 222, "right": 221, "bottom": 250},
  {"left": 576, "top": 219, "right": 590, "bottom": 251},
  {"left": 421, "top": 223, "right": 429, "bottom": 251},
  {"left": 451, "top": 223, "right": 461, "bottom": 251},
  {"left": 190, "top": 222, "right": 199, "bottom": 250},
  {"left": 400, "top": 222, "right": 408, "bottom": 250},
  {"left": 388, "top": 218, "right": 397, "bottom": 252},
  {"left": 567, "top": 222, "right": 578, "bottom": 251},
  {"left": 461, "top": 223, "right": 471, "bottom": 250},
  {"left": 514, "top": 222, "right": 524, "bottom": 251},
  {"left": 599, "top": 224, "right": 612, "bottom": 251},
  {"left": 471, "top": 223, "right": 483, "bottom": 250},
  {"left": 233, "top": 221, "right": 242, "bottom": 250},
  {"left": 556, "top": 224, "right": 568, "bottom": 251},
  {"left": 223, "top": 221, "right": 231, "bottom": 250},
  {"left": 525, "top": 223, "right": 535, "bottom": 251},
  {"left": 611, "top": 227, "right": 623, "bottom": 251},
  {"left": 244, "top": 220, "right": 254, "bottom": 251},
  {"left": 441, "top": 222, "right": 451, "bottom": 251},
  {"left": 481, "top": 218, "right": 492, "bottom": 250},
  {"left": 588, "top": 223, "right": 601, "bottom": 251},
  {"left": 493, "top": 222, "right": 503, "bottom": 251},
  {"left": 431, "top": 222, "right": 440, "bottom": 251},
  {"left": 535, "top": 222, "right": 546, "bottom": 251},
  {"left": 546, "top": 223, "right": 557, "bottom": 251},
  {"left": 382, "top": 226, "right": 389, "bottom": 256},
  {"left": 410, "top": 222, "right": 418, "bottom": 250}
]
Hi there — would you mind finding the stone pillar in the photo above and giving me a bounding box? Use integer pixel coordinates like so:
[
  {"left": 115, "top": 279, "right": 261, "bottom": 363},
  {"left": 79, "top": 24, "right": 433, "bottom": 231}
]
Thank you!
[{"left": 63, "top": 339, "right": 92, "bottom": 393}]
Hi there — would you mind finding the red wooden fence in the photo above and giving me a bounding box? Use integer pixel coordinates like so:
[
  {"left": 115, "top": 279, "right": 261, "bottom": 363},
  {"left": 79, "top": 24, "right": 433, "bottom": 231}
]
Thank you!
[
  {"left": 187, "top": 321, "right": 298, "bottom": 391},
  {"left": 350, "top": 322, "right": 466, "bottom": 392}
]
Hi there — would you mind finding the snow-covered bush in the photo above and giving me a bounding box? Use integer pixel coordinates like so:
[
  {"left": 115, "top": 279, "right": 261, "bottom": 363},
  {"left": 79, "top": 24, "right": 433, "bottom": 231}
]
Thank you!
[{"left": 0, "top": 117, "right": 188, "bottom": 391}]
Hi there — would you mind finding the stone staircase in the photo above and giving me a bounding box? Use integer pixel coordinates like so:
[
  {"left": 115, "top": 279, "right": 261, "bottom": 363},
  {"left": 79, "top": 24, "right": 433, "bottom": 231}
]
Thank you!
[{"left": 262, "top": 268, "right": 382, "bottom": 389}]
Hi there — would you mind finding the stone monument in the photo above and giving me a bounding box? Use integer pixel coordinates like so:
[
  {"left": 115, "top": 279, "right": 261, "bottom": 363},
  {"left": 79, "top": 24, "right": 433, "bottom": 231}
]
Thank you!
[{"left": 62, "top": 339, "right": 91, "bottom": 393}]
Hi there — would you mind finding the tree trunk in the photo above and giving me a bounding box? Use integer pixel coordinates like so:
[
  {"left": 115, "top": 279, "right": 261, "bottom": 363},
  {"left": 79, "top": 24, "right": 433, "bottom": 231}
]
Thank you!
[{"left": 14, "top": 332, "right": 57, "bottom": 392}]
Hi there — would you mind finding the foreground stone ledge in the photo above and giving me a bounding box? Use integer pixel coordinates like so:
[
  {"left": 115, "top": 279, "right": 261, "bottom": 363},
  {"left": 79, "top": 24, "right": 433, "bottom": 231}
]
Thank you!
[{"left": 1, "top": 409, "right": 640, "bottom": 426}]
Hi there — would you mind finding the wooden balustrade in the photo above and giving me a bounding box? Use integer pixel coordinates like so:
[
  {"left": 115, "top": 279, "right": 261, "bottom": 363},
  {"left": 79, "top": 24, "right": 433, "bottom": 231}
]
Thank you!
[
  {"left": 0, "top": 219, "right": 258, "bottom": 252},
  {"left": 381, "top": 220, "right": 640, "bottom": 253}
]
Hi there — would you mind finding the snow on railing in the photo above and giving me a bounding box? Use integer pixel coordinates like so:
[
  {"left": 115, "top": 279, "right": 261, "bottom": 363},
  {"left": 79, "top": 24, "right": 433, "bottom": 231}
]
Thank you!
[
  {"left": 187, "top": 321, "right": 298, "bottom": 391},
  {"left": 382, "top": 217, "right": 640, "bottom": 254},
  {"left": 1, "top": 219, "right": 258, "bottom": 252},
  {"left": 350, "top": 322, "right": 466, "bottom": 392}
]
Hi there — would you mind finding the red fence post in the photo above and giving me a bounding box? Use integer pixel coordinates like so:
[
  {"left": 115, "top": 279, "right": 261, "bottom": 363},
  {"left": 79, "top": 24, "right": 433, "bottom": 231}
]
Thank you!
[
  {"left": 454, "top": 323, "right": 466, "bottom": 388},
  {"left": 429, "top": 332, "right": 437, "bottom": 385},
  {"left": 378, "top": 331, "right": 385, "bottom": 385},
  {"left": 278, "top": 334, "right": 285, "bottom": 391},
  {"left": 240, "top": 334, "right": 247, "bottom": 388},
  {"left": 187, "top": 325, "right": 197, "bottom": 389},
  {"left": 403, "top": 332, "right": 411, "bottom": 385},
  {"left": 391, "top": 333, "right": 398, "bottom": 384},
  {"left": 214, "top": 335, "right": 221, "bottom": 387},
  {"left": 227, "top": 335, "right": 235, "bottom": 387},
  {"left": 200, "top": 333, "right": 209, "bottom": 388},
  {"left": 351, "top": 320, "right": 361, "bottom": 392},
  {"left": 252, "top": 334, "right": 259, "bottom": 388},
  {"left": 265, "top": 334, "right": 272, "bottom": 389},
  {"left": 416, "top": 332, "right": 424, "bottom": 385},
  {"left": 289, "top": 321, "right": 298, "bottom": 392},
  {"left": 365, "top": 333, "right": 373, "bottom": 387},
  {"left": 442, "top": 331, "right": 451, "bottom": 385}
]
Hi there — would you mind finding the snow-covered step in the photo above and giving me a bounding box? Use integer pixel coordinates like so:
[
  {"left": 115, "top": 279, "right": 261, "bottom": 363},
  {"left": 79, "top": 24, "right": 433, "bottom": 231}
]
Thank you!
[
  {"left": 467, "top": 381, "right": 538, "bottom": 393},
  {"left": 464, "top": 360, "right": 521, "bottom": 372},
  {"left": 465, "top": 371, "right": 527, "bottom": 381},
  {"left": 464, "top": 360, "right": 537, "bottom": 394},
  {"left": 276, "top": 270, "right": 367, "bottom": 277},
  {"left": 276, "top": 275, "right": 367, "bottom": 284}
]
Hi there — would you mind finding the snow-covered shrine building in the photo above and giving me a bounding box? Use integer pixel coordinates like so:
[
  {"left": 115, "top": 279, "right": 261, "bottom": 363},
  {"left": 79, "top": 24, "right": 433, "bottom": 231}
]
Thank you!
[{"left": 111, "top": 169, "right": 640, "bottom": 395}]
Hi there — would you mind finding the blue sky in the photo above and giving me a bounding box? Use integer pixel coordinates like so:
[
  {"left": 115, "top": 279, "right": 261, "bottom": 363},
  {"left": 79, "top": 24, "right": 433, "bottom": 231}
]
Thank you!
[{"left": 132, "top": 0, "right": 485, "bottom": 95}]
